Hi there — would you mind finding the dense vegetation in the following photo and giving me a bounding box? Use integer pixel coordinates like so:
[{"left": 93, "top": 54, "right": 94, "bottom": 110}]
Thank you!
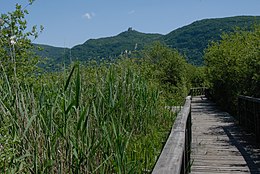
[
  {"left": 35, "top": 16, "right": 260, "bottom": 68},
  {"left": 205, "top": 25, "right": 260, "bottom": 115},
  {"left": 1, "top": 1, "right": 259, "bottom": 173},
  {"left": 0, "top": 2, "right": 43, "bottom": 80},
  {"left": 0, "top": 2, "right": 204, "bottom": 173},
  {"left": 0, "top": 60, "right": 177, "bottom": 173}
]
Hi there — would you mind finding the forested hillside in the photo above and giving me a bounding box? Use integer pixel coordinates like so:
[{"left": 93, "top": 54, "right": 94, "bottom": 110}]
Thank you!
[
  {"left": 164, "top": 16, "right": 260, "bottom": 65},
  {"left": 34, "top": 44, "right": 70, "bottom": 70},
  {"left": 35, "top": 16, "right": 260, "bottom": 68},
  {"left": 71, "top": 29, "right": 162, "bottom": 61}
]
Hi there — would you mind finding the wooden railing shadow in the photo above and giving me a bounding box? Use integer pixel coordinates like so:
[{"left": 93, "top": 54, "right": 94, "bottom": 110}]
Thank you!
[{"left": 222, "top": 125, "right": 260, "bottom": 173}]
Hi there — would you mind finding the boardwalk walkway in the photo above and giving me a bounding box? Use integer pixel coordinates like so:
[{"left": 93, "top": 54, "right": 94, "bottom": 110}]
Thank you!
[{"left": 191, "top": 96, "right": 260, "bottom": 174}]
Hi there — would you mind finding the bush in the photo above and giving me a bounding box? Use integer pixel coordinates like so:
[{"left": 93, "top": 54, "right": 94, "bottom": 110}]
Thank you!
[
  {"left": 204, "top": 25, "right": 260, "bottom": 114},
  {"left": 141, "top": 42, "right": 191, "bottom": 105}
]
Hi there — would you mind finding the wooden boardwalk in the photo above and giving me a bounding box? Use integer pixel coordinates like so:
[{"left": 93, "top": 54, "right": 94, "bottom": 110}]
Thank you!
[{"left": 191, "top": 96, "right": 260, "bottom": 174}]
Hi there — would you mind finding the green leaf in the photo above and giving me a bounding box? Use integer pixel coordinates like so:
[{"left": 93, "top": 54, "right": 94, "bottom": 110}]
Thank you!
[
  {"left": 64, "top": 65, "right": 75, "bottom": 91},
  {"left": 75, "top": 64, "right": 80, "bottom": 108},
  {"left": 23, "top": 114, "right": 37, "bottom": 138},
  {"left": 65, "top": 101, "right": 75, "bottom": 115}
]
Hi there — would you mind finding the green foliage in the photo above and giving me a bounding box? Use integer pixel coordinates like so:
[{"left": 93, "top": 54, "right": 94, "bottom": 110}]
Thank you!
[
  {"left": 186, "top": 65, "right": 209, "bottom": 88},
  {"left": 34, "top": 44, "right": 70, "bottom": 71},
  {"left": 205, "top": 25, "right": 260, "bottom": 114},
  {"left": 0, "top": 2, "right": 43, "bottom": 80},
  {"left": 141, "top": 42, "right": 191, "bottom": 105},
  {"left": 0, "top": 61, "right": 174, "bottom": 173}
]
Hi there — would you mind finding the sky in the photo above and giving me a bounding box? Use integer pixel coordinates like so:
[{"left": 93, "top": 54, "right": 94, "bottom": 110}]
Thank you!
[{"left": 1, "top": 0, "right": 260, "bottom": 48}]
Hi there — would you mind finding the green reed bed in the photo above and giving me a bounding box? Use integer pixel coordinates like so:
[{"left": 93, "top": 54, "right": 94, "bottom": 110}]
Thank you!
[{"left": 0, "top": 62, "right": 174, "bottom": 173}]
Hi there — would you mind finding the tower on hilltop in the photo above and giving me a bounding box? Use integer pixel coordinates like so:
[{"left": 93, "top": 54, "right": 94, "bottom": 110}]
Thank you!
[{"left": 128, "top": 27, "right": 133, "bottom": 31}]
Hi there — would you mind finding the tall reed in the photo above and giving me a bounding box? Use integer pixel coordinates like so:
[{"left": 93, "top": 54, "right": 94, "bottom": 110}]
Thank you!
[{"left": 0, "top": 61, "right": 174, "bottom": 173}]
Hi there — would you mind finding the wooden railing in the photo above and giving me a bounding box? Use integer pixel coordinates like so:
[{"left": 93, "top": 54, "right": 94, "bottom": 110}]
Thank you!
[
  {"left": 238, "top": 95, "right": 260, "bottom": 143},
  {"left": 189, "top": 87, "right": 208, "bottom": 97},
  {"left": 152, "top": 96, "right": 192, "bottom": 174}
]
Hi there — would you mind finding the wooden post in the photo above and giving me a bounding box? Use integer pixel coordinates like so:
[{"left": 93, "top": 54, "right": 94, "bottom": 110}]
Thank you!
[
  {"left": 255, "top": 100, "right": 260, "bottom": 143},
  {"left": 238, "top": 96, "right": 260, "bottom": 143}
]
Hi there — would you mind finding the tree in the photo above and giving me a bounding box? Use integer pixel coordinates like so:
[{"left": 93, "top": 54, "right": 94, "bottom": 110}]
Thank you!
[
  {"left": 142, "top": 42, "right": 190, "bottom": 105},
  {"left": 204, "top": 25, "right": 260, "bottom": 114},
  {"left": 0, "top": 0, "right": 43, "bottom": 81}
]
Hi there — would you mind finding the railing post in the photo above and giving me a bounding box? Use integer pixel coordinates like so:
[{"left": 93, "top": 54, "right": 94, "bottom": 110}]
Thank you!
[
  {"left": 181, "top": 108, "right": 191, "bottom": 174},
  {"left": 255, "top": 100, "right": 260, "bottom": 143},
  {"left": 186, "top": 107, "right": 192, "bottom": 173},
  {"left": 238, "top": 97, "right": 243, "bottom": 127},
  {"left": 238, "top": 96, "right": 260, "bottom": 143}
]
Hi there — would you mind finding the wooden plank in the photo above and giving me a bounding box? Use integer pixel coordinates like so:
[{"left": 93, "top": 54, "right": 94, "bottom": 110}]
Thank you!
[{"left": 190, "top": 96, "right": 260, "bottom": 173}]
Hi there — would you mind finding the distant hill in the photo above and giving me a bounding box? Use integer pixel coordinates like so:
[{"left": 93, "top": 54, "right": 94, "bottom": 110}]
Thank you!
[
  {"left": 163, "top": 16, "right": 260, "bottom": 65},
  {"left": 34, "top": 16, "right": 260, "bottom": 67},
  {"left": 71, "top": 28, "right": 162, "bottom": 61},
  {"left": 34, "top": 44, "right": 70, "bottom": 70}
]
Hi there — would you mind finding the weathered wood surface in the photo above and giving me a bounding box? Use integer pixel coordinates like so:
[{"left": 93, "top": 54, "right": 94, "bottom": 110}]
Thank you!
[
  {"left": 152, "top": 96, "right": 191, "bottom": 174},
  {"left": 191, "top": 96, "right": 260, "bottom": 174}
]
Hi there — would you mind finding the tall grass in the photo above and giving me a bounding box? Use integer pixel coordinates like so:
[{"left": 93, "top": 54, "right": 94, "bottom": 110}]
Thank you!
[{"left": 0, "top": 61, "right": 174, "bottom": 173}]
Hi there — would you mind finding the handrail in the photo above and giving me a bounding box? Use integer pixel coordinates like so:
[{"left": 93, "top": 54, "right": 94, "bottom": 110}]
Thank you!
[
  {"left": 152, "top": 96, "right": 192, "bottom": 174},
  {"left": 238, "top": 95, "right": 260, "bottom": 143},
  {"left": 189, "top": 87, "right": 208, "bottom": 97}
]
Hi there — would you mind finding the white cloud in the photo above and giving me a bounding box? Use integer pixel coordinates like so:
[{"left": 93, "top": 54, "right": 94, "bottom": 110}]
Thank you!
[{"left": 83, "top": 12, "right": 95, "bottom": 20}]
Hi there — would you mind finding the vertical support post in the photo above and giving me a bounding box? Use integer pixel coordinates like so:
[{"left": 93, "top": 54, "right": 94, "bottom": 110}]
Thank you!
[
  {"left": 186, "top": 108, "right": 192, "bottom": 173},
  {"left": 256, "top": 101, "right": 260, "bottom": 143},
  {"left": 238, "top": 97, "right": 243, "bottom": 127},
  {"left": 238, "top": 96, "right": 260, "bottom": 144}
]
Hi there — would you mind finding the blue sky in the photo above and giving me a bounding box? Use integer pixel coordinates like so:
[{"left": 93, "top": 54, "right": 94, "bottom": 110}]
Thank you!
[{"left": 1, "top": 0, "right": 260, "bottom": 48}]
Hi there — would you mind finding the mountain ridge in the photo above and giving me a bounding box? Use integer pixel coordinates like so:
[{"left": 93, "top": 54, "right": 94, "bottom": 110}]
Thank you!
[
  {"left": 70, "top": 29, "right": 162, "bottom": 61},
  {"left": 34, "top": 15, "right": 260, "bottom": 68},
  {"left": 163, "top": 15, "right": 260, "bottom": 65}
]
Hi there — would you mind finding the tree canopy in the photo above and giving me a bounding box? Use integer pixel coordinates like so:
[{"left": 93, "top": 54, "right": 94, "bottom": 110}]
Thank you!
[
  {"left": 0, "top": 2, "right": 43, "bottom": 81},
  {"left": 205, "top": 25, "right": 260, "bottom": 114}
]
